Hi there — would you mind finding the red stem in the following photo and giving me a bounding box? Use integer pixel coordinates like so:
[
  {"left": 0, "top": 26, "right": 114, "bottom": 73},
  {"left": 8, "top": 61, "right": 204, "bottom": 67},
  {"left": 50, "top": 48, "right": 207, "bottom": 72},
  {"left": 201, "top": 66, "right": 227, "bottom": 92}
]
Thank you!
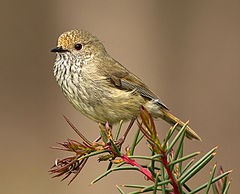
[
  {"left": 162, "top": 152, "right": 179, "bottom": 194},
  {"left": 121, "top": 154, "right": 154, "bottom": 181}
]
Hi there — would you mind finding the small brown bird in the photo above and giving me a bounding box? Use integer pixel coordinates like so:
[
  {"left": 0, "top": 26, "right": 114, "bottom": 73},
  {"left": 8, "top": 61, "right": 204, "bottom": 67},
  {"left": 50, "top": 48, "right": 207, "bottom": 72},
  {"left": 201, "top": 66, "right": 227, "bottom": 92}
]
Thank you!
[{"left": 51, "top": 29, "right": 201, "bottom": 141}]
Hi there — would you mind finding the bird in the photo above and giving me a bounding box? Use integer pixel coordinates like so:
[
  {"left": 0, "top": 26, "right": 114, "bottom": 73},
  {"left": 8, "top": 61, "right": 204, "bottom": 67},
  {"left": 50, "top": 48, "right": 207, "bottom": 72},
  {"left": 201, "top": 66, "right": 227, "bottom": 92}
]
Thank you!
[{"left": 51, "top": 29, "right": 201, "bottom": 141}]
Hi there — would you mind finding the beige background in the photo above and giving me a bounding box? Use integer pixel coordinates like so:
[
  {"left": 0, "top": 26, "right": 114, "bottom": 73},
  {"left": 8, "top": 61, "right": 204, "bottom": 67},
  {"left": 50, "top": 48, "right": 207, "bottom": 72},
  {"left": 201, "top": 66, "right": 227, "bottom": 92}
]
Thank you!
[{"left": 0, "top": 0, "right": 239, "bottom": 193}]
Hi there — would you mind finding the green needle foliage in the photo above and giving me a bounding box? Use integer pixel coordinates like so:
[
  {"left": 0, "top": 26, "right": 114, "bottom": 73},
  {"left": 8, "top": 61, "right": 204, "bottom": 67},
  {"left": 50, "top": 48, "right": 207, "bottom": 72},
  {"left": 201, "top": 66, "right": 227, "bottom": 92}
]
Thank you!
[{"left": 50, "top": 107, "right": 232, "bottom": 193}]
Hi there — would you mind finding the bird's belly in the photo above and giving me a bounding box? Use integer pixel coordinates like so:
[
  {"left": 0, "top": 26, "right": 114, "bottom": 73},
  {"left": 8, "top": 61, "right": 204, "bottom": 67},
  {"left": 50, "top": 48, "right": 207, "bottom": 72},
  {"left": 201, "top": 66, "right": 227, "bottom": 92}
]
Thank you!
[
  {"left": 63, "top": 80, "right": 145, "bottom": 125},
  {"left": 93, "top": 89, "right": 146, "bottom": 125}
]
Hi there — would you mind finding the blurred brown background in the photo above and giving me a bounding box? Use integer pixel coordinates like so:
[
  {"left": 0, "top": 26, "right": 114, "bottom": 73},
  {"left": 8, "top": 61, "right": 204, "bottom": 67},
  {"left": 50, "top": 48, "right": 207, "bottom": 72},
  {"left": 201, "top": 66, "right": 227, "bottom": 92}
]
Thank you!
[{"left": 0, "top": 0, "right": 239, "bottom": 193}]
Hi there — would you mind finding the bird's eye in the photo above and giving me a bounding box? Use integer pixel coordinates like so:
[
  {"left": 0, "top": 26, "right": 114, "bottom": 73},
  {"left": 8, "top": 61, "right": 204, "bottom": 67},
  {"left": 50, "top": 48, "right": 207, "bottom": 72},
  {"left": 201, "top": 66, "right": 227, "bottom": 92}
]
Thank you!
[{"left": 75, "top": 44, "right": 82, "bottom": 50}]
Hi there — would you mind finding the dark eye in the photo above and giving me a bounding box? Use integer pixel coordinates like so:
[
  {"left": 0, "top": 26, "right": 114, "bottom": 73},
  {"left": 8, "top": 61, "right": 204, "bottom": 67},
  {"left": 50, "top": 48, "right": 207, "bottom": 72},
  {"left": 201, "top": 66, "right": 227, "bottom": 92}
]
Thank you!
[{"left": 75, "top": 44, "right": 82, "bottom": 50}]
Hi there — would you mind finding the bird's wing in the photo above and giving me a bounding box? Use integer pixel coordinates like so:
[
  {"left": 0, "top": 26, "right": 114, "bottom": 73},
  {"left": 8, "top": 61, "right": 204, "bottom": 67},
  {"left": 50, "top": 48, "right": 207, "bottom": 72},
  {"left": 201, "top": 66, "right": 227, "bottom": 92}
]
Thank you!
[{"left": 101, "top": 58, "right": 168, "bottom": 110}]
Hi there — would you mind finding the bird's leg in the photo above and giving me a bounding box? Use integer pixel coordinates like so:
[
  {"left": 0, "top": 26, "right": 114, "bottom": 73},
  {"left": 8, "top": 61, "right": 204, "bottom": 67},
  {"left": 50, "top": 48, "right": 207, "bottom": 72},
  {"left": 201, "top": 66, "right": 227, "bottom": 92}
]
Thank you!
[
  {"left": 94, "top": 122, "right": 113, "bottom": 143},
  {"left": 95, "top": 119, "right": 135, "bottom": 146},
  {"left": 123, "top": 118, "right": 135, "bottom": 141},
  {"left": 105, "top": 119, "right": 135, "bottom": 170},
  {"left": 117, "top": 118, "right": 136, "bottom": 146}
]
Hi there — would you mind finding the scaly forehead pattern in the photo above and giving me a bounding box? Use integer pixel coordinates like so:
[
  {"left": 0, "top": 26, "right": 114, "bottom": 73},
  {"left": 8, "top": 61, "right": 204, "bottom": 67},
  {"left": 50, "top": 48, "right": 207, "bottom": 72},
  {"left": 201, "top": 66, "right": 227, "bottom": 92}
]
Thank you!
[{"left": 57, "top": 29, "right": 98, "bottom": 48}]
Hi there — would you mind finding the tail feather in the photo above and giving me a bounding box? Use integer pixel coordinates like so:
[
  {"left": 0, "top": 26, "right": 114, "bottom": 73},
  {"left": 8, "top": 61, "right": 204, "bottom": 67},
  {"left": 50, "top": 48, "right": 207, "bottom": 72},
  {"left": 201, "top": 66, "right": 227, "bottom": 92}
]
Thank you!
[{"left": 160, "top": 109, "right": 202, "bottom": 141}]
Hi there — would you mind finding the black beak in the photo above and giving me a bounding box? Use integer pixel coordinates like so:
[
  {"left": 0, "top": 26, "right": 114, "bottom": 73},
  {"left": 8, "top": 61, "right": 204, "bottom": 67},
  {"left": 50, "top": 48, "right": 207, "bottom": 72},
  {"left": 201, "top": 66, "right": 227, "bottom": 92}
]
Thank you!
[{"left": 50, "top": 46, "right": 68, "bottom": 53}]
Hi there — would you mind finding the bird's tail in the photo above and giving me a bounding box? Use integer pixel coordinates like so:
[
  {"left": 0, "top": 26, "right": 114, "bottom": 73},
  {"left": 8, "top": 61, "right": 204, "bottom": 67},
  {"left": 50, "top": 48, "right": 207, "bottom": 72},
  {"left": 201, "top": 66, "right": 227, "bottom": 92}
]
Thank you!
[{"left": 159, "top": 109, "right": 202, "bottom": 141}]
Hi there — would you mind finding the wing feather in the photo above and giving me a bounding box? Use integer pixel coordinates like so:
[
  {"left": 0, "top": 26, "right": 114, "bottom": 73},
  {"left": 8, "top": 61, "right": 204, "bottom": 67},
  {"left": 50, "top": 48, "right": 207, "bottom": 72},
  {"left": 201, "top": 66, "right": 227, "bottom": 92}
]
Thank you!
[{"left": 100, "top": 57, "right": 168, "bottom": 110}]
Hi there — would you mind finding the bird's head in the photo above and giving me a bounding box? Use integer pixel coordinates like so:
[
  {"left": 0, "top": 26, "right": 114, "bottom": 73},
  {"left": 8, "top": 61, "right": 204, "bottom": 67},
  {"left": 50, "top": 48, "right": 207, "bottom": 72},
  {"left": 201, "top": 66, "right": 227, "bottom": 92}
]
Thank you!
[{"left": 51, "top": 30, "right": 107, "bottom": 60}]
